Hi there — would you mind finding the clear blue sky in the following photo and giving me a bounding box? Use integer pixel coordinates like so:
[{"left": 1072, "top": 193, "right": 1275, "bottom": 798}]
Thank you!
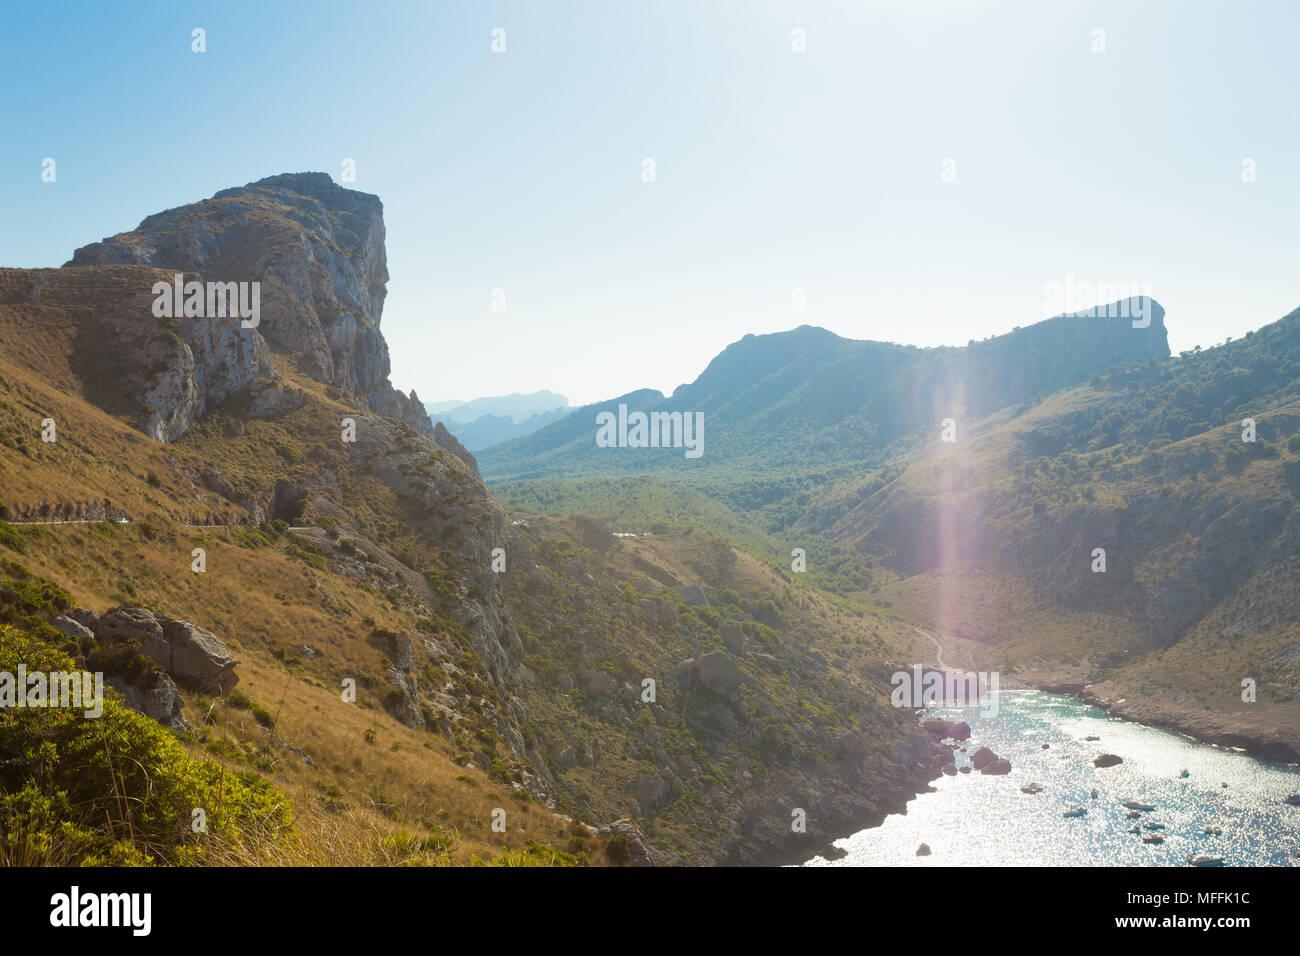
[{"left": 3, "top": 0, "right": 1297, "bottom": 406}]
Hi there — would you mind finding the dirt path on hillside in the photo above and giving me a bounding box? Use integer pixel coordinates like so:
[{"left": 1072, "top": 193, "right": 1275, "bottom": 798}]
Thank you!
[{"left": 913, "top": 626, "right": 947, "bottom": 670}]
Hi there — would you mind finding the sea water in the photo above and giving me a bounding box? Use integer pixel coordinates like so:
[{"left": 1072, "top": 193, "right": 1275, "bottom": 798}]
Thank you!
[{"left": 804, "top": 689, "right": 1300, "bottom": 866}]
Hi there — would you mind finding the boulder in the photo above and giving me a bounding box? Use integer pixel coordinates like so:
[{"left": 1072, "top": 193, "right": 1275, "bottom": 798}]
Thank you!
[
  {"left": 690, "top": 651, "right": 742, "bottom": 698},
  {"left": 980, "top": 758, "right": 1013, "bottom": 775},
  {"left": 96, "top": 607, "right": 239, "bottom": 695},
  {"left": 160, "top": 618, "right": 240, "bottom": 694},
  {"left": 580, "top": 668, "right": 616, "bottom": 696},
  {"left": 1094, "top": 753, "right": 1124, "bottom": 768},
  {"left": 719, "top": 621, "right": 744, "bottom": 653},
  {"left": 922, "top": 718, "right": 954, "bottom": 739},
  {"left": 96, "top": 607, "right": 170, "bottom": 664},
  {"left": 970, "top": 746, "right": 998, "bottom": 771},
  {"left": 106, "top": 672, "right": 190, "bottom": 732},
  {"left": 895, "top": 731, "right": 936, "bottom": 765},
  {"left": 948, "top": 721, "right": 971, "bottom": 741},
  {"left": 632, "top": 775, "right": 669, "bottom": 815},
  {"left": 68, "top": 608, "right": 100, "bottom": 631},
  {"left": 916, "top": 843, "right": 931, "bottom": 856},
  {"left": 50, "top": 615, "right": 93, "bottom": 641}
]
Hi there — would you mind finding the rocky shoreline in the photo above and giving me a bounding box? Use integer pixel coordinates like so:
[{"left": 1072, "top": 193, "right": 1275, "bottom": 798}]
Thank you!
[
  {"left": 780, "top": 717, "right": 992, "bottom": 867},
  {"left": 767, "top": 756, "right": 945, "bottom": 868},
  {"left": 1029, "top": 679, "right": 1299, "bottom": 766}
]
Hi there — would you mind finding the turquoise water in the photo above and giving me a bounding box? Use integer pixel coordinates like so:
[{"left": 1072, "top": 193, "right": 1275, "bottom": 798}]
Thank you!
[{"left": 805, "top": 689, "right": 1300, "bottom": 867}]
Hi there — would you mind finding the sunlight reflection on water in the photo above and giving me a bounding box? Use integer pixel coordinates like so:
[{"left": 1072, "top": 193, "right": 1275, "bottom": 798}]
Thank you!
[{"left": 804, "top": 690, "right": 1300, "bottom": 867}]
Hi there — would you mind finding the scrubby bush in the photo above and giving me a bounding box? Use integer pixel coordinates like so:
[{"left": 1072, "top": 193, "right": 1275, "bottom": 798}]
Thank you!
[{"left": 0, "top": 626, "right": 293, "bottom": 865}]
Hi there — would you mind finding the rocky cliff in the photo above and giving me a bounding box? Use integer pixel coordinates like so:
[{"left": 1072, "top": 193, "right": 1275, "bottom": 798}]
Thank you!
[{"left": 64, "top": 172, "right": 432, "bottom": 441}]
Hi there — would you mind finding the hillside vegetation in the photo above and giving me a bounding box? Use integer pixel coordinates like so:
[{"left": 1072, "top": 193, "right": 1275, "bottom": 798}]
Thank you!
[{"left": 487, "top": 303, "right": 1300, "bottom": 762}]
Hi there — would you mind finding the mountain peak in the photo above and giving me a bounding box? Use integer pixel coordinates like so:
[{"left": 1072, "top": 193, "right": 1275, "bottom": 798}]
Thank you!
[{"left": 58, "top": 175, "right": 427, "bottom": 440}]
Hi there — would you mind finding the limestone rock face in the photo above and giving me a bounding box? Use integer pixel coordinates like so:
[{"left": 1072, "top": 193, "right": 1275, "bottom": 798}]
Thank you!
[
  {"left": 356, "top": 413, "right": 525, "bottom": 697},
  {"left": 95, "top": 606, "right": 239, "bottom": 695},
  {"left": 64, "top": 172, "right": 433, "bottom": 439},
  {"left": 50, "top": 615, "right": 93, "bottom": 641}
]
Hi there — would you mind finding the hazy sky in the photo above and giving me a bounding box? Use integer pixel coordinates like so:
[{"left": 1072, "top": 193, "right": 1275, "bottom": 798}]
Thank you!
[{"left": 3, "top": 0, "right": 1297, "bottom": 406}]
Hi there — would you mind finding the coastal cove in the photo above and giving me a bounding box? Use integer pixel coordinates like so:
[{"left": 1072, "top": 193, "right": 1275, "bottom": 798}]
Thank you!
[{"left": 803, "top": 689, "right": 1300, "bottom": 867}]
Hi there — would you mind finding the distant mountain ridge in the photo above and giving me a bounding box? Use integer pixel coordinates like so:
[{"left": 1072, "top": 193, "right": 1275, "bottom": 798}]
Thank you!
[
  {"left": 427, "top": 389, "right": 568, "bottom": 425},
  {"left": 432, "top": 407, "right": 571, "bottom": 451},
  {"left": 425, "top": 390, "right": 570, "bottom": 451},
  {"left": 480, "top": 299, "right": 1169, "bottom": 480}
]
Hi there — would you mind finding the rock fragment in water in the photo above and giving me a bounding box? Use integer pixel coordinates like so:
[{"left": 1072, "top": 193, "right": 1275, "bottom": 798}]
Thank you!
[
  {"left": 970, "top": 746, "right": 998, "bottom": 770},
  {"left": 922, "top": 719, "right": 954, "bottom": 739},
  {"left": 916, "top": 843, "right": 931, "bottom": 857},
  {"left": 1093, "top": 753, "right": 1123, "bottom": 768}
]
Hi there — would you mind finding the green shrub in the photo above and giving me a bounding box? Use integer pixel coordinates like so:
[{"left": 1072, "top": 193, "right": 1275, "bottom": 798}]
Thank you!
[
  {"left": 0, "top": 522, "right": 26, "bottom": 554},
  {"left": 0, "top": 626, "right": 293, "bottom": 865},
  {"left": 605, "top": 833, "right": 631, "bottom": 864},
  {"left": 0, "top": 568, "right": 72, "bottom": 627}
]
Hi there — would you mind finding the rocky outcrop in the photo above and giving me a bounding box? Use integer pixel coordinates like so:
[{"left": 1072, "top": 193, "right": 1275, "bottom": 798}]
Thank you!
[
  {"left": 432, "top": 421, "right": 479, "bottom": 476},
  {"left": 688, "top": 651, "right": 742, "bottom": 699},
  {"left": 63, "top": 172, "right": 433, "bottom": 440},
  {"left": 96, "top": 606, "right": 239, "bottom": 695},
  {"left": 106, "top": 671, "right": 190, "bottom": 732},
  {"left": 922, "top": 718, "right": 954, "bottom": 739},
  {"left": 50, "top": 615, "right": 93, "bottom": 641},
  {"left": 0, "top": 265, "right": 277, "bottom": 443},
  {"left": 1093, "top": 753, "right": 1124, "bottom": 768},
  {"left": 372, "top": 382, "right": 436, "bottom": 437},
  {"left": 970, "top": 746, "right": 998, "bottom": 771},
  {"left": 595, "top": 819, "right": 664, "bottom": 866}
]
